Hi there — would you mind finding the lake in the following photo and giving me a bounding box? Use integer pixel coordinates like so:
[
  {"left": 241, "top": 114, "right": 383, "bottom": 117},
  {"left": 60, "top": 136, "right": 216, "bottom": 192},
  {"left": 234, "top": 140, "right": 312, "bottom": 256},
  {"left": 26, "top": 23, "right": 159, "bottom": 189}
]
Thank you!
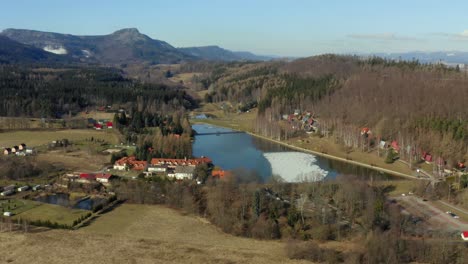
[
  {"left": 36, "top": 193, "right": 105, "bottom": 210},
  {"left": 192, "top": 124, "right": 393, "bottom": 182}
]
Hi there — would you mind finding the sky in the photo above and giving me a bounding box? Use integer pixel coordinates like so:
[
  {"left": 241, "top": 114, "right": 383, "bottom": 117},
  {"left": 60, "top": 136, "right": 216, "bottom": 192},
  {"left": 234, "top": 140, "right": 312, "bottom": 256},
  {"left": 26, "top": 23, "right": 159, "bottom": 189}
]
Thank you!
[{"left": 2, "top": 0, "right": 468, "bottom": 57}]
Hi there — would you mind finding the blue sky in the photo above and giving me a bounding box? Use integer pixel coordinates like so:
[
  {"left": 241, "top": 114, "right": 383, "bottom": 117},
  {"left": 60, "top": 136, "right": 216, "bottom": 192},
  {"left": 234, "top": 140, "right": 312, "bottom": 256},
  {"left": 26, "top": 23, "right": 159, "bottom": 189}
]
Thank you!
[{"left": 2, "top": 0, "right": 468, "bottom": 56}]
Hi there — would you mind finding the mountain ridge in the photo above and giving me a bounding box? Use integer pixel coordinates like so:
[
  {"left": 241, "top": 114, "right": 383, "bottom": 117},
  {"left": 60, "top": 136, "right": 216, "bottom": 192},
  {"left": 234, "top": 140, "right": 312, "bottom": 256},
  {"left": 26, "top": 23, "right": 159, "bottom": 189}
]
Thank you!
[{"left": 0, "top": 28, "right": 274, "bottom": 64}]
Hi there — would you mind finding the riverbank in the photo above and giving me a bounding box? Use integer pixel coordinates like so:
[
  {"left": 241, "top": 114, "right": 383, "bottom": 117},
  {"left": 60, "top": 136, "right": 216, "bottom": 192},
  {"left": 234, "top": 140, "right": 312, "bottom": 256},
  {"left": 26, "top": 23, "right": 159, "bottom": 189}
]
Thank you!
[{"left": 192, "top": 118, "right": 421, "bottom": 181}]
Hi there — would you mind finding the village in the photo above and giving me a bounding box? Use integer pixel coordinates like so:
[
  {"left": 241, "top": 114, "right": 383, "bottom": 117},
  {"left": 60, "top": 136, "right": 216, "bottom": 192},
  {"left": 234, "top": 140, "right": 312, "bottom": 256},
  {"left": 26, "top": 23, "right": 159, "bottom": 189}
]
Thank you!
[{"left": 281, "top": 109, "right": 467, "bottom": 180}]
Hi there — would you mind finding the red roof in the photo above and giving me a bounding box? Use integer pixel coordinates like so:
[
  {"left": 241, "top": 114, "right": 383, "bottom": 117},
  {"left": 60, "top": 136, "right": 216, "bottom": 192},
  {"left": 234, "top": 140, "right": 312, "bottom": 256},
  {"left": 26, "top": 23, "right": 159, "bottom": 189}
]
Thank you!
[
  {"left": 462, "top": 231, "right": 468, "bottom": 238},
  {"left": 212, "top": 170, "right": 230, "bottom": 179},
  {"left": 94, "top": 123, "right": 103, "bottom": 129},
  {"left": 151, "top": 157, "right": 212, "bottom": 166},
  {"left": 424, "top": 154, "right": 432, "bottom": 162},
  {"left": 458, "top": 162, "right": 466, "bottom": 169},
  {"left": 391, "top": 140, "right": 400, "bottom": 152},
  {"left": 96, "top": 173, "right": 112, "bottom": 179},
  {"left": 79, "top": 173, "right": 96, "bottom": 180},
  {"left": 106, "top": 122, "right": 113, "bottom": 127}
]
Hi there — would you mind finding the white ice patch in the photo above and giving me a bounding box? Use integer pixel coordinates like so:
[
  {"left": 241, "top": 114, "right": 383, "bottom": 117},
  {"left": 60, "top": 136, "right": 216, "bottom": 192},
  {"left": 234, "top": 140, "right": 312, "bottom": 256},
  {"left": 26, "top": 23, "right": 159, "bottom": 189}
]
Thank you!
[
  {"left": 81, "top": 49, "right": 92, "bottom": 58},
  {"left": 43, "top": 45, "right": 68, "bottom": 55},
  {"left": 264, "top": 152, "right": 328, "bottom": 182}
]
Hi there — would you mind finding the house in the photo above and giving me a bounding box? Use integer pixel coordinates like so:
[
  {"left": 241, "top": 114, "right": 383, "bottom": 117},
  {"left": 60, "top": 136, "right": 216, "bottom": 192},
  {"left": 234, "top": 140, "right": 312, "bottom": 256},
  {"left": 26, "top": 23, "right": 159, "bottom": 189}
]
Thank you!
[
  {"left": 106, "top": 122, "right": 113, "bottom": 129},
  {"left": 173, "top": 166, "right": 195, "bottom": 180},
  {"left": 130, "top": 160, "right": 147, "bottom": 171},
  {"left": 147, "top": 164, "right": 168, "bottom": 173},
  {"left": 32, "top": 185, "right": 42, "bottom": 191},
  {"left": 3, "top": 148, "right": 11, "bottom": 155},
  {"left": 17, "top": 186, "right": 29, "bottom": 192},
  {"left": 114, "top": 156, "right": 147, "bottom": 171},
  {"left": 150, "top": 157, "right": 212, "bottom": 168},
  {"left": 379, "top": 141, "right": 387, "bottom": 149},
  {"left": 212, "top": 170, "right": 229, "bottom": 179},
  {"left": 3, "top": 212, "right": 14, "bottom": 217},
  {"left": 390, "top": 141, "right": 400, "bottom": 152},
  {"left": 361, "top": 127, "right": 371, "bottom": 136},
  {"left": 113, "top": 157, "right": 130, "bottom": 170},
  {"left": 422, "top": 152, "right": 433, "bottom": 163},
  {"left": 94, "top": 123, "right": 103, "bottom": 130},
  {"left": 25, "top": 148, "right": 34, "bottom": 155},
  {"left": 461, "top": 231, "right": 468, "bottom": 241},
  {"left": 78, "top": 173, "right": 96, "bottom": 183},
  {"left": 96, "top": 173, "right": 113, "bottom": 183}
]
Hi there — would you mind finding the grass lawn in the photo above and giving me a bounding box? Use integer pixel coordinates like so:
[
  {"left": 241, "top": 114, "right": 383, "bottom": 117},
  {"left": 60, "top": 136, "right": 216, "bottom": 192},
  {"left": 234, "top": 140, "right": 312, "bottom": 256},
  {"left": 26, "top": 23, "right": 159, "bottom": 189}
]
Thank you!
[
  {"left": 376, "top": 180, "right": 416, "bottom": 197},
  {"left": 0, "top": 129, "right": 119, "bottom": 148},
  {"left": 12, "top": 203, "right": 89, "bottom": 226},
  {"left": 0, "top": 199, "right": 39, "bottom": 215}
]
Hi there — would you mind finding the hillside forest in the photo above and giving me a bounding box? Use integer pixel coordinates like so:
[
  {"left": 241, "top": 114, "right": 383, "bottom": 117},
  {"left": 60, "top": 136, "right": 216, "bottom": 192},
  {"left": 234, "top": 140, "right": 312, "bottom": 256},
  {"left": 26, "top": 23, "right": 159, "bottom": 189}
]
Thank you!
[{"left": 186, "top": 55, "right": 468, "bottom": 168}]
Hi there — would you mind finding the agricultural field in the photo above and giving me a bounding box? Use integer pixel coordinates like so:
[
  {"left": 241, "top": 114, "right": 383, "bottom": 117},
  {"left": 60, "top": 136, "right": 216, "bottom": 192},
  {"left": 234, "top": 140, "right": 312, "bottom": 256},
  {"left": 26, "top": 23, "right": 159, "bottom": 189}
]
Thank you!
[
  {"left": 0, "top": 199, "right": 38, "bottom": 215},
  {"left": 12, "top": 203, "right": 88, "bottom": 226},
  {"left": 0, "top": 204, "right": 310, "bottom": 264},
  {"left": 0, "top": 129, "right": 119, "bottom": 148},
  {"left": 0, "top": 198, "right": 87, "bottom": 226}
]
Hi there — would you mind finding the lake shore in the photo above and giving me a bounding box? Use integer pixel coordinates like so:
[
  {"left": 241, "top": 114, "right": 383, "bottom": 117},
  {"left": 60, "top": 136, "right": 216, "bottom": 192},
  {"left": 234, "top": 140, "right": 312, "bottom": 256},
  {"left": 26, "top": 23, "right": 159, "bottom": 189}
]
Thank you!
[{"left": 192, "top": 119, "right": 421, "bottom": 181}]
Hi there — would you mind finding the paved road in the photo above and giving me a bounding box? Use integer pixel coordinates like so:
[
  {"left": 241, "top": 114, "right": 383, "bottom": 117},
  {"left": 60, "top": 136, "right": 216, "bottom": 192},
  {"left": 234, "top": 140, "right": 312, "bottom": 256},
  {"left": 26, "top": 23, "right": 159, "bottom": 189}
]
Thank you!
[{"left": 396, "top": 195, "right": 468, "bottom": 231}]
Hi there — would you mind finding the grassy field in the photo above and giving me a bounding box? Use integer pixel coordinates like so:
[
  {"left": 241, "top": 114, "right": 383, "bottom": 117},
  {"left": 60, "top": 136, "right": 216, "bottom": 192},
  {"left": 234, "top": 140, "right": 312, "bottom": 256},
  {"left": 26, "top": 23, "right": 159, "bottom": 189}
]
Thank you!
[
  {"left": 38, "top": 149, "right": 111, "bottom": 171},
  {"left": 0, "top": 129, "right": 119, "bottom": 148},
  {"left": 0, "top": 199, "right": 38, "bottom": 215},
  {"left": 12, "top": 203, "right": 88, "bottom": 226},
  {"left": 0, "top": 204, "right": 311, "bottom": 264}
]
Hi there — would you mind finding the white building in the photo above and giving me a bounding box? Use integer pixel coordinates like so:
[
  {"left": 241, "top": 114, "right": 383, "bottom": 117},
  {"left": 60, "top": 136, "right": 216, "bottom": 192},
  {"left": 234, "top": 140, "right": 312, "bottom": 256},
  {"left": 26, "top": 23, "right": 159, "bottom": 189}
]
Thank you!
[
  {"left": 147, "top": 165, "right": 168, "bottom": 173},
  {"left": 173, "top": 166, "right": 195, "bottom": 180}
]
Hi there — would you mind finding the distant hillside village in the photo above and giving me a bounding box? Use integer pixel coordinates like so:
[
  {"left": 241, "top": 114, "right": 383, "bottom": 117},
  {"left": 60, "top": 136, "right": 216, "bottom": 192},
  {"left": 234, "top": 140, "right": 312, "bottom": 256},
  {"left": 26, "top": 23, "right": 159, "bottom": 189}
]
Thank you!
[
  {"left": 281, "top": 109, "right": 466, "bottom": 178},
  {"left": 47, "top": 155, "right": 228, "bottom": 192},
  {"left": 113, "top": 156, "right": 221, "bottom": 182}
]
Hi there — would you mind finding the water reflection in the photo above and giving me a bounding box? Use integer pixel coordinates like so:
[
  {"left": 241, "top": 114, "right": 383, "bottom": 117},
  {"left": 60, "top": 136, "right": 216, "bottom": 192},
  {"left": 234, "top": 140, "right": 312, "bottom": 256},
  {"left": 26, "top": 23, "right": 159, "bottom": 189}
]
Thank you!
[{"left": 192, "top": 124, "right": 394, "bottom": 182}]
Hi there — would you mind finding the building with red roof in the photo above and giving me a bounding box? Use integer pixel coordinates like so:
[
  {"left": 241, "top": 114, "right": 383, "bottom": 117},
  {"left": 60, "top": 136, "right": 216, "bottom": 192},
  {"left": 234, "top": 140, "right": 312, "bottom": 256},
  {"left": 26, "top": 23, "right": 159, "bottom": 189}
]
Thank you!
[
  {"left": 461, "top": 231, "right": 468, "bottom": 241},
  {"left": 150, "top": 157, "right": 212, "bottom": 168},
  {"left": 96, "top": 173, "right": 113, "bottom": 183},
  {"left": 390, "top": 140, "right": 400, "bottom": 152},
  {"left": 113, "top": 156, "right": 147, "bottom": 171},
  {"left": 106, "top": 122, "right": 113, "bottom": 129},
  {"left": 78, "top": 173, "right": 96, "bottom": 183}
]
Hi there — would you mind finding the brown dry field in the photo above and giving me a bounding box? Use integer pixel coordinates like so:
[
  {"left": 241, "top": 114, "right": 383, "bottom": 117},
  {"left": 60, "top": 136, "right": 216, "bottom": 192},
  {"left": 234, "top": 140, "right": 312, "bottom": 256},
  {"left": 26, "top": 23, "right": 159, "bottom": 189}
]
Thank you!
[
  {"left": 0, "top": 204, "right": 312, "bottom": 264},
  {"left": 0, "top": 129, "right": 119, "bottom": 148},
  {"left": 38, "top": 149, "right": 110, "bottom": 171}
]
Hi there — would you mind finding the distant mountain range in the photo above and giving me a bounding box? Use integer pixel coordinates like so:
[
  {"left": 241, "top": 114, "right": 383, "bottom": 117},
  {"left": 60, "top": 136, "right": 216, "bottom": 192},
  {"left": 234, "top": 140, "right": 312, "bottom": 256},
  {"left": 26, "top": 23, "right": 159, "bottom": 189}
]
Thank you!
[
  {"left": 0, "top": 28, "right": 274, "bottom": 64},
  {"left": 367, "top": 52, "right": 468, "bottom": 65},
  {"left": 0, "top": 35, "right": 73, "bottom": 64},
  {"left": 178, "top": 46, "right": 274, "bottom": 62}
]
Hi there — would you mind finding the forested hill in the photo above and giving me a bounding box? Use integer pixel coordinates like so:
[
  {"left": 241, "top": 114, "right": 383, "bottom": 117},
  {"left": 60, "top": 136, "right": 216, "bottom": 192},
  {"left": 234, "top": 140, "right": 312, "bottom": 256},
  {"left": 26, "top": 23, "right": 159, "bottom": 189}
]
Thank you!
[
  {"left": 178, "top": 46, "right": 273, "bottom": 61},
  {"left": 191, "top": 55, "right": 468, "bottom": 164},
  {"left": 1, "top": 28, "right": 195, "bottom": 65},
  {"left": 0, "top": 36, "right": 74, "bottom": 64},
  {"left": 0, "top": 66, "right": 197, "bottom": 118}
]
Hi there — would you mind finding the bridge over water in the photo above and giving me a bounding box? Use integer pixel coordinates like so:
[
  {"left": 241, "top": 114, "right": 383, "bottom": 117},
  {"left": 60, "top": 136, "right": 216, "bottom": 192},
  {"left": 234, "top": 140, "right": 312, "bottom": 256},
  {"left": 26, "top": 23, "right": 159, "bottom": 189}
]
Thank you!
[{"left": 194, "top": 131, "right": 245, "bottom": 136}]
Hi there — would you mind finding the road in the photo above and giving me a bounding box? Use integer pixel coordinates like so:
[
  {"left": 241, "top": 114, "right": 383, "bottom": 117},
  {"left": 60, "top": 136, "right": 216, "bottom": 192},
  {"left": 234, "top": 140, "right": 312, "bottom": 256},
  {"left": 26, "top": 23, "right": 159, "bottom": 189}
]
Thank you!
[{"left": 396, "top": 195, "right": 468, "bottom": 232}]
